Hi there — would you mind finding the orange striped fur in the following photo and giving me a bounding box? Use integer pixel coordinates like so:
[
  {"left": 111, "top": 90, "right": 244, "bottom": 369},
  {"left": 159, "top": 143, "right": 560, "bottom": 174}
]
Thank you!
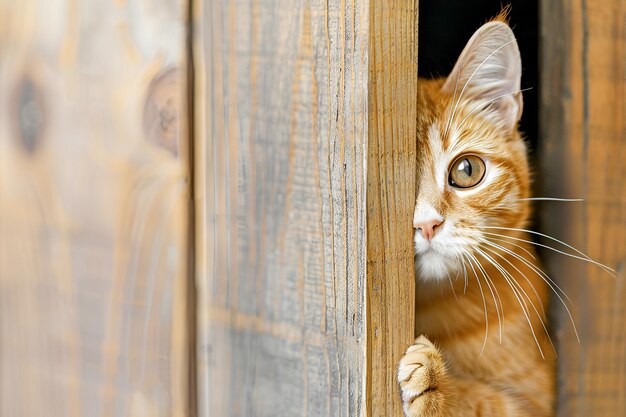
[{"left": 398, "top": 17, "right": 555, "bottom": 417}]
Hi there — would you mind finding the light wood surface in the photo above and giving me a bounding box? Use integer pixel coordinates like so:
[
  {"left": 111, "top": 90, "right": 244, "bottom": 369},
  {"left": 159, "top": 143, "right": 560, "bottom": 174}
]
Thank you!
[
  {"left": 194, "top": 1, "right": 369, "bottom": 415},
  {"left": 0, "top": 1, "right": 192, "bottom": 416},
  {"left": 539, "top": 0, "right": 626, "bottom": 415},
  {"left": 194, "top": 0, "right": 417, "bottom": 416}
]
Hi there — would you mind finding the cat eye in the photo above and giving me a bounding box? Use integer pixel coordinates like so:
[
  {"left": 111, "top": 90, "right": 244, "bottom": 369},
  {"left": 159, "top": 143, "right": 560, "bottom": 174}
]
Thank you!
[{"left": 448, "top": 154, "right": 486, "bottom": 189}]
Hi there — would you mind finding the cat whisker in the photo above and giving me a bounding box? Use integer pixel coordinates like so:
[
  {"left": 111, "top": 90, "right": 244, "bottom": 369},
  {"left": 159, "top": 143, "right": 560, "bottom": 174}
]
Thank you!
[
  {"left": 486, "top": 235, "right": 536, "bottom": 260},
  {"left": 447, "top": 268, "right": 459, "bottom": 301},
  {"left": 473, "top": 247, "right": 541, "bottom": 355},
  {"left": 460, "top": 253, "right": 469, "bottom": 294},
  {"left": 474, "top": 247, "right": 546, "bottom": 359},
  {"left": 465, "top": 250, "right": 505, "bottom": 345},
  {"left": 478, "top": 236, "right": 580, "bottom": 343},
  {"left": 481, "top": 252, "right": 504, "bottom": 343},
  {"left": 479, "top": 244, "right": 558, "bottom": 357},
  {"left": 479, "top": 235, "right": 571, "bottom": 302},
  {"left": 471, "top": 226, "right": 616, "bottom": 276},
  {"left": 444, "top": 38, "right": 517, "bottom": 139},
  {"left": 479, "top": 240, "right": 547, "bottom": 315},
  {"left": 475, "top": 225, "right": 595, "bottom": 257},
  {"left": 518, "top": 197, "right": 584, "bottom": 202},
  {"left": 485, "top": 234, "right": 572, "bottom": 303},
  {"left": 463, "top": 251, "right": 491, "bottom": 356},
  {"left": 466, "top": 250, "right": 504, "bottom": 342},
  {"left": 473, "top": 251, "right": 504, "bottom": 343}
]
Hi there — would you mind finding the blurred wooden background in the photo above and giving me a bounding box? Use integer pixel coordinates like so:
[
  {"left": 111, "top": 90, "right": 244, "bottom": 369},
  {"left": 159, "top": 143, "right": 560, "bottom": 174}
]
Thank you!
[
  {"left": 0, "top": 0, "right": 192, "bottom": 416},
  {"left": 540, "top": 0, "right": 626, "bottom": 415},
  {"left": 0, "top": 0, "right": 624, "bottom": 416}
]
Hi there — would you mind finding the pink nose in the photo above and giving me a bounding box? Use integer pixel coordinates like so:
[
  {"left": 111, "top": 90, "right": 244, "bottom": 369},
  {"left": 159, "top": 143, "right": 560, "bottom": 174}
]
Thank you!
[{"left": 414, "top": 218, "right": 443, "bottom": 241}]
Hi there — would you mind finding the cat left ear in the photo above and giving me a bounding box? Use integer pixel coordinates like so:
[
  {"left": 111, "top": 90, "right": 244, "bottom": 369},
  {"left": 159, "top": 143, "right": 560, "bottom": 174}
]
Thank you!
[{"left": 442, "top": 21, "right": 523, "bottom": 133}]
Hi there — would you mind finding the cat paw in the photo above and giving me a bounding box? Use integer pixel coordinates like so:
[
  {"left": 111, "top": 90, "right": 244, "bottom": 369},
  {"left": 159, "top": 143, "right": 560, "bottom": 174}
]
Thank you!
[{"left": 398, "top": 336, "right": 447, "bottom": 416}]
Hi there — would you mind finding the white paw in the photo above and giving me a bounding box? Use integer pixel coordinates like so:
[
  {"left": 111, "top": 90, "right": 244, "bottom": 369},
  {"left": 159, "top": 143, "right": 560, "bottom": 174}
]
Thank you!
[{"left": 398, "top": 336, "right": 446, "bottom": 416}]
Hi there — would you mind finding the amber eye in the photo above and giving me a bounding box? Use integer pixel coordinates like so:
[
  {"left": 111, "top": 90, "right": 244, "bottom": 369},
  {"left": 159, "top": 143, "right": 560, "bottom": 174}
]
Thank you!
[{"left": 448, "top": 154, "right": 486, "bottom": 189}]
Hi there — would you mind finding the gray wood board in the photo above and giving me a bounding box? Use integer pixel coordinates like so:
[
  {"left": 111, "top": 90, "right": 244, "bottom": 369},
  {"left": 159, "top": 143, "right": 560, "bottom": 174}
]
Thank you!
[{"left": 195, "top": 0, "right": 369, "bottom": 416}]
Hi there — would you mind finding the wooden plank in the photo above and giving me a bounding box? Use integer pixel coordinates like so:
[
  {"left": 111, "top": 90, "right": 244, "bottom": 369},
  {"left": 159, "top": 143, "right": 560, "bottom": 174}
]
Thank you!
[
  {"left": 196, "top": 0, "right": 418, "bottom": 414},
  {"left": 539, "top": 0, "right": 626, "bottom": 415},
  {"left": 366, "top": 1, "right": 418, "bottom": 417},
  {"left": 0, "top": 1, "right": 192, "bottom": 416},
  {"left": 195, "top": 0, "right": 417, "bottom": 416}
]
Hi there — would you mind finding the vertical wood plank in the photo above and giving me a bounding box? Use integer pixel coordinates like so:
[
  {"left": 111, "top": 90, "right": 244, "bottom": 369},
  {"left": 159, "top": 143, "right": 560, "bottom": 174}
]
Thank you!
[
  {"left": 195, "top": 0, "right": 370, "bottom": 415},
  {"left": 539, "top": 0, "right": 626, "bottom": 415},
  {"left": 196, "top": 0, "right": 418, "bottom": 415},
  {"left": 0, "top": 1, "right": 192, "bottom": 416},
  {"left": 367, "top": 1, "right": 418, "bottom": 416}
]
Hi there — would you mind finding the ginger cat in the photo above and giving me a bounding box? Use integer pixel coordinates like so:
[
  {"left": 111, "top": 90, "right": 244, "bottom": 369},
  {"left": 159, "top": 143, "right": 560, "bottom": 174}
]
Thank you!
[{"left": 398, "top": 16, "right": 556, "bottom": 417}]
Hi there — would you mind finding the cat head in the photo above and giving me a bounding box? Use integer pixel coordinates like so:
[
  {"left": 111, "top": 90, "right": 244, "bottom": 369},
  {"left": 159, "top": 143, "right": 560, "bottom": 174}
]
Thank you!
[{"left": 414, "top": 19, "right": 531, "bottom": 281}]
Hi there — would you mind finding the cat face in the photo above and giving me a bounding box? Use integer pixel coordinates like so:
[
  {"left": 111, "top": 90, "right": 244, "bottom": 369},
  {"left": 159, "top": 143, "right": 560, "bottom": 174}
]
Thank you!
[{"left": 414, "top": 21, "right": 531, "bottom": 281}]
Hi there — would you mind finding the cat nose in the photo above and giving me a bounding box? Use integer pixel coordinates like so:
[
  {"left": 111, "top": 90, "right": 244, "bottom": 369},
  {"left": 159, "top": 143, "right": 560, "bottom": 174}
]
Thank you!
[{"left": 414, "top": 218, "right": 443, "bottom": 241}]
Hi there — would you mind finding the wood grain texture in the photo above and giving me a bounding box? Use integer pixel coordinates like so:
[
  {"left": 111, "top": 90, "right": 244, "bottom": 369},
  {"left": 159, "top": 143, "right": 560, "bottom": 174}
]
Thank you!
[
  {"left": 0, "top": 1, "right": 192, "bottom": 416},
  {"left": 196, "top": 0, "right": 417, "bottom": 415},
  {"left": 367, "top": 1, "right": 418, "bottom": 416},
  {"left": 194, "top": 0, "right": 369, "bottom": 415},
  {"left": 539, "top": 0, "right": 626, "bottom": 415}
]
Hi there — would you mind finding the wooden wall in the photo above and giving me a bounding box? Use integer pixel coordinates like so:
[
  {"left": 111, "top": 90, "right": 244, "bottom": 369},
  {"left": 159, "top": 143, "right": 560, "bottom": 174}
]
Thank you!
[
  {"left": 194, "top": 0, "right": 416, "bottom": 416},
  {"left": 539, "top": 0, "right": 626, "bottom": 415},
  {"left": 0, "top": 1, "right": 192, "bottom": 416}
]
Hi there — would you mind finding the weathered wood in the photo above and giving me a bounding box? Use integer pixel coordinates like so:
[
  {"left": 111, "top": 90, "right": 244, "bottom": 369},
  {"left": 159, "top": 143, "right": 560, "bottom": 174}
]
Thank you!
[
  {"left": 195, "top": 0, "right": 369, "bottom": 415},
  {"left": 0, "top": 1, "right": 192, "bottom": 416},
  {"left": 367, "top": 1, "right": 418, "bottom": 416},
  {"left": 539, "top": 0, "right": 626, "bottom": 415},
  {"left": 195, "top": 0, "right": 418, "bottom": 415}
]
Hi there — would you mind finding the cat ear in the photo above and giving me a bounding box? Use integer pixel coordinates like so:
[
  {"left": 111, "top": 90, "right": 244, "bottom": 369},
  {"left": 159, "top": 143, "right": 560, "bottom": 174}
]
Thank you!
[{"left": 442, "top": 21, "right": 523, "bottom": 133}]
